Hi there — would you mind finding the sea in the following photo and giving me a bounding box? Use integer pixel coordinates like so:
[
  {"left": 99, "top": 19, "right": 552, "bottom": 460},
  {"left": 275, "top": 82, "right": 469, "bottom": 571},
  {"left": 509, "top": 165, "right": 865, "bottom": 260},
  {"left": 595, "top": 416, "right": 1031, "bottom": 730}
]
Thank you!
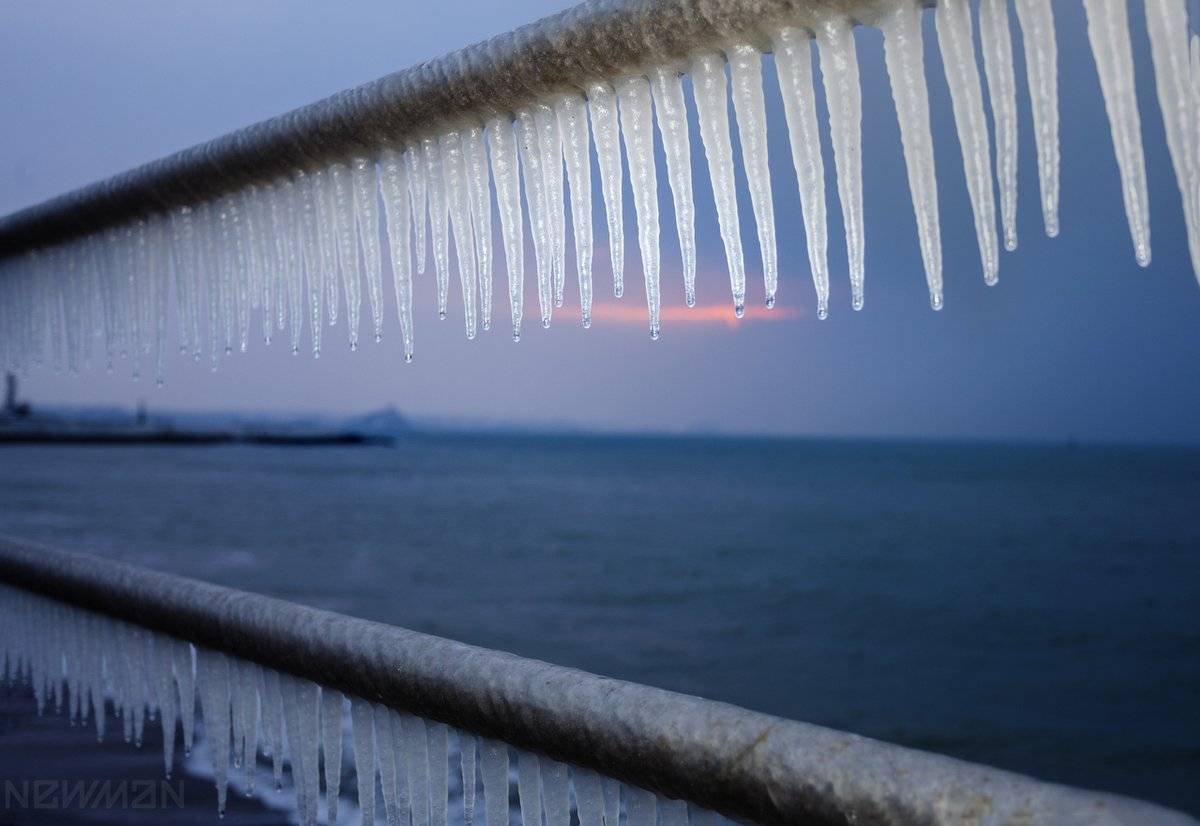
[{"left": 0, "top": 435, "right": 1197, "bottom": 819}]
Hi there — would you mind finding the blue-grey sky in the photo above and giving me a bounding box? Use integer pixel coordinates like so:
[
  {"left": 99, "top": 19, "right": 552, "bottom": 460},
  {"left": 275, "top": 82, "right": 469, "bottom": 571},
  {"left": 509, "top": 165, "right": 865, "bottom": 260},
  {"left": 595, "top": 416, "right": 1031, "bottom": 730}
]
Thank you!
[{"left": 2, "top": 1, "right": 1198, "bottom": 443}]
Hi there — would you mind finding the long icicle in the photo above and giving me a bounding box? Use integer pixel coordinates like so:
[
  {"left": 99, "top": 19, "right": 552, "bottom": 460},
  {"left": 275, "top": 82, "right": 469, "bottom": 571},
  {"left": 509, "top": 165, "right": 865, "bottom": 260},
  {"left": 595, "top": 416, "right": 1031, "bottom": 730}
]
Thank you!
[
  {"left": 936, "top": 0, "right": 1000, "bottom": 286},
  {"left": 817, "top": 17, "right": 867, "bottom": 310},
  {"left": 881, "top": 1, "right": 943, "bottom": 309},
  {"left": 1083, "top": 0, "right": 1151, "bottom": 267},
  {"left": 729, "top": 44, "right": 780, "bottom": 308},
  {"left": 486, "top": 115, "right": 526, "bottom": 340},
  {"left": 978, "top": 0, "right": 1020, "bottom": 252},
  {"left": 1145, "top": 0, "right": 1198, "bottom": 280},
  {"left": 352, "top": 157, "right": 388, "bottom": 342},
  {"left": 462, "top": 124, "right": 494, "bottom": 331},
  {"left": 773, "top": 26, "right": 830, "bottom": 319},
  {"left": 515, "top": 107, "right": 555, "bottom": 327},
  {"left": 380, "top": 149, "right": 416, "bottom": 362},
  {"left": 422, "top": 136, "right": 452, "bottom": 319},
  {"left": 555, "top": 92, "right": 596, "bottom": 326},
  {"left": 441, "top": 129, "right": 479, "bottom": 339},
  {"left": 649, "top": 66, "right": 698, "bottom": 308},
  {"left": 691, "top": 52, "right": 748, "bottom": 315},
  {"left": 586, "top": 81, "right": 626, "bottom": 298},
  {"left": 616, "top": 75, "right": 662, "bottom": 338},
  {"left": 1015, "top": 0, "right": 1061, "bottom": 238}
]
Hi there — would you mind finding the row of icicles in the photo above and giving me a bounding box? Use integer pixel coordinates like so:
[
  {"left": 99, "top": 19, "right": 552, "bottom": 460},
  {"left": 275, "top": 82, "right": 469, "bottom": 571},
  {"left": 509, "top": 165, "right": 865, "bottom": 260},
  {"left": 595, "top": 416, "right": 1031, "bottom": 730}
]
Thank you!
[
  {"left": 0, "top": 0, "right": 1198, "bottom": 384},
  {"left": 0, "top": 585, "right": 720, "bottom": 826}
]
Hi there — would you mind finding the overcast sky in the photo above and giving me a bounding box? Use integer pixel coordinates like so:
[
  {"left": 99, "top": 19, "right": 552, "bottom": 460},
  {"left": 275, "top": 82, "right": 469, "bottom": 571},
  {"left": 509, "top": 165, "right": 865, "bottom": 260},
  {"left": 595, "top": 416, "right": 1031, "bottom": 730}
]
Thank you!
[{"left": 2, "top": 1, "right": 1198, "bottom": 443}]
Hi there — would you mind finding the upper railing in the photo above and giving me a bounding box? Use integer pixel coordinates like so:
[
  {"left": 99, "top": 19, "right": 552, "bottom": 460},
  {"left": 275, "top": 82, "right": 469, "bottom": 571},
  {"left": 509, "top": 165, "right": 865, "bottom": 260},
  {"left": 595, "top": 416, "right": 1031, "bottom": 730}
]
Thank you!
[{"left": 0, "top": 536, "right": 1194, "bottom": 826}]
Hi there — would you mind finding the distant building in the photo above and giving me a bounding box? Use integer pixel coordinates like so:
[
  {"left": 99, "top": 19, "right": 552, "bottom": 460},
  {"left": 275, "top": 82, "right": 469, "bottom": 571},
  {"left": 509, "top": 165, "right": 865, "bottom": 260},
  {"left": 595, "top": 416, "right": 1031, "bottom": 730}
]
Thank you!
[{"left": 3, "top": 373, "right": 31, "bottom": 419}]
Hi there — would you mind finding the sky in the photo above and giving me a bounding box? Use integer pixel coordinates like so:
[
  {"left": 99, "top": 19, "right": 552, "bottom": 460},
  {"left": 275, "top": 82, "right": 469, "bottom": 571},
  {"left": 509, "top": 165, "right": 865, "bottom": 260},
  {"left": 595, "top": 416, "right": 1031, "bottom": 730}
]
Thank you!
[{"left": 1, "top": 0, "right": 1198, "bottom": 443}]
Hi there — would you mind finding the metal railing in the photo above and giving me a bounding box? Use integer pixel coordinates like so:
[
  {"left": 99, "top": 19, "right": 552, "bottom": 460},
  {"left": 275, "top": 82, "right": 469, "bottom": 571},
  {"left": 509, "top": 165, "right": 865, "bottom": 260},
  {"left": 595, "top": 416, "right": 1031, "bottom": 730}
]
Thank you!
[{"left": 0, "top": 536, "right": 1194, "bottom": 826}]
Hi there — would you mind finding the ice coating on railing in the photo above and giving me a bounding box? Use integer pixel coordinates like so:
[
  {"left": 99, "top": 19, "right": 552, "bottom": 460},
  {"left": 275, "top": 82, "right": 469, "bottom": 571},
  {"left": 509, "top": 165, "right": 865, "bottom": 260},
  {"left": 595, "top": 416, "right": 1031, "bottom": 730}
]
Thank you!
[
  {"left": 2, "top": 0, "right": 1200, "bottom": 377},
  {"left": 0, "top": 584, "right": 729, "bottom": 826}
]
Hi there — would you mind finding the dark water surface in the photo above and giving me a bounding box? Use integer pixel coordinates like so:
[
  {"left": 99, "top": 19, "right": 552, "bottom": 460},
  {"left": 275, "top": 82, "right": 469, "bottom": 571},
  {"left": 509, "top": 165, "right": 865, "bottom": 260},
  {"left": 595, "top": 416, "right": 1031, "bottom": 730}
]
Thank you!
[{"left": 1, "top": 436, "right": 1197, "bottom": 814}]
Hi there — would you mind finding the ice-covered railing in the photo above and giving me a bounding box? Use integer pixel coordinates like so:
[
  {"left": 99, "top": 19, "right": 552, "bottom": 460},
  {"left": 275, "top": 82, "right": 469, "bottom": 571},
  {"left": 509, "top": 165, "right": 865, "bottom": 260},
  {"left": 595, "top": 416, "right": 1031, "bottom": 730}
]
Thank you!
[
  {"left": 0, "top": 0, "right": 1197, "bottom": 381},
  {"left": 1, "top": 537, "right": 1197, "bottom": 826}
]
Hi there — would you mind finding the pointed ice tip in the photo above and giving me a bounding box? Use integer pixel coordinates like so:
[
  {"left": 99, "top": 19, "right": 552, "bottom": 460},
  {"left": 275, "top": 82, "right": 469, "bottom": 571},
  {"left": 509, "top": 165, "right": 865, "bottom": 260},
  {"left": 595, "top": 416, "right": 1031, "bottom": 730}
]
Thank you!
[
  {"left": 817, "top": 303, "right": 829, "bottom": 321},
  {"left": 649, "top": 325, "right": 661, "bottom": 341},
  {"left": 582, "top": 315, "right": 592, "bottom": 329},
  {"left": 930, "top": 292, "right": 944, "bottom": 311},
  {"left": 482, "top": 321, "right": 491, "bottom": 332},
  {"left": 554, "top": 297, "right": 564, "bottom": 308},
  {"left": 1136, "top": 247, "right": 1151, "bottom": 268},
  {"left": 405, "top": 352, "right": 414, "bottom": 363},
  {"left": 1044, "top": 219, "right": 1059, "bottom": 239},
  {"left": 375, "top": 332, "right": 383, "bottom": 343},
  {"left": 350, "top": 340, "right": 358, "bottom": 352},
  {"left": 541, "top": 317, "right": 551, "bottom": 330},
  {"left": 685, "top": 292, "right": 696, "bottom": 308},
  {"left": 734, "top": 302, "right": 745, "bottom": 319},
  {"left": 467, "top": 330, "right": 477, "bottom": 341},
  {"left": 512, "top": 331, "right": 521, "bottom": 342},
  {"left": 438, "top": 310, "right": 447, "bottom": 320},
  {"left": 765, "top": 295, "right": 776, "bottom": 309},
  {"left": 291, "top": 346, "right": 299, "bottom": 356},
  {"left": 614, "top": 285, "right": 624, "bottom": 299},
  {"left": 852, "top": 295, "right": 865, "bottom": 311}
]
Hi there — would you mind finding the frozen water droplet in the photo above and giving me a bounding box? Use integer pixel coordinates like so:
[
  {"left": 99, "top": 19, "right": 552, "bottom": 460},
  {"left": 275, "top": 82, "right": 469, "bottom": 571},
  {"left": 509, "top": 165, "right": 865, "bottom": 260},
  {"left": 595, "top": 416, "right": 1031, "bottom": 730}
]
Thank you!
[
  {"left": 404, "top": 353, "right": 414, "bottom": 363},
  {"left": 438, "top": 310, "right": 446, "bottom": 320},
  {"left": 818, "top": 305, "right": 829, "bottom": 320},
  {"left": 931, "top": 291, "right": 944, "bottom": 311},
  {"left": 350, "top": 341, "right": 357, "bottom": 351},
  {"left": 765, "top": 295, "right": 775, "bottom": 309},
  {"left": 852, "top": 295, "right": 864, "bottom": 311},
  {"left": 582, "top": 314, "right": 591, "bottom": 329},
  {"left": 734, "top": 302, "right": 745, "bottom": 318},
  {"left": 649, "top": 325, "right": 660, "bottom": 340}
]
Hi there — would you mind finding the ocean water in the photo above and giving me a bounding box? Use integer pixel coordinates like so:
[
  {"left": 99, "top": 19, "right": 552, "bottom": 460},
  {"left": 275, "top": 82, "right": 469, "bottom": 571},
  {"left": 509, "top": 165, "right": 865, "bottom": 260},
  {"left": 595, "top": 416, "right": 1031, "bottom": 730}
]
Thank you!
[{"left": 0, "top": 435, "right": 1197, "bottom": 815}]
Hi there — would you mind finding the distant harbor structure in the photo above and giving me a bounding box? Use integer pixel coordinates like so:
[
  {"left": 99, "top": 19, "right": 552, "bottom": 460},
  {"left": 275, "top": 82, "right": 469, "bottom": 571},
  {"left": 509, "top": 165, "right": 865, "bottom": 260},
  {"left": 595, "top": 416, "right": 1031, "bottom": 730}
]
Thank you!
[{"left": 0, "top": 373, "right": 393, "bottom": 446}]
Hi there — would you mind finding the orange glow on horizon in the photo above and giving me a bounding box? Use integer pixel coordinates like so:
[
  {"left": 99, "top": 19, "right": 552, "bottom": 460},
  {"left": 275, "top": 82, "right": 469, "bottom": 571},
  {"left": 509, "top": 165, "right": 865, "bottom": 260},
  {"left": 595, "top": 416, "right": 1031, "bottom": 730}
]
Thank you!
[{"left": 588, "top": 300, "right": 800, "bottom": 328}]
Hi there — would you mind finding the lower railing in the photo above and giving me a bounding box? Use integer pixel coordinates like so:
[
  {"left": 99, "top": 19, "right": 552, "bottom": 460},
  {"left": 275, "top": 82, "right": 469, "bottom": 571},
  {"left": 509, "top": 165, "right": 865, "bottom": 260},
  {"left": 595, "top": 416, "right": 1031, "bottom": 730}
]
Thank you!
[{"left": 0, "top": 536, "right": 1193, "bottom": 826}]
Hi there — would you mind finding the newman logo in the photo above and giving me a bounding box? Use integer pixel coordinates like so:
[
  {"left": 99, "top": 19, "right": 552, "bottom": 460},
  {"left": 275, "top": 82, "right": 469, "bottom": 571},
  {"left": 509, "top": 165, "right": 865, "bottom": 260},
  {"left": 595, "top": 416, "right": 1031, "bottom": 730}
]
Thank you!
[{"left": 2, "top": 780, "right": 185, "bottom": 810}]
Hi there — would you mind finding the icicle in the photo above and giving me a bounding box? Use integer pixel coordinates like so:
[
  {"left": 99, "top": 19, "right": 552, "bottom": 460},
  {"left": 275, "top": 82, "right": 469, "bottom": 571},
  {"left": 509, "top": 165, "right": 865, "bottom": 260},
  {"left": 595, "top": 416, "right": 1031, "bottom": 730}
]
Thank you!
[
  {"left": 380, "top": 148, "right": 416, "bottom": 362},
  {"left": 352, "top": 156, "right": 388, "bottom": 342},
  {"left": 541, "top": 758, "right": 571, "bottom": 826},
  {"left": 460, "top": 731, "right": 478, "bottom": 826},
  {"left": 441, "top": 129, "right": 479, "bottom": 339},
  {"left": 649, "top": 68, "right": 697, "bottom": 307},
  {"left": 555, "top": 92, "right": 596, "bottom": 325},
  {"left": 535, "top": 103, "right": 567, "bottom": 308},
  {"left": 691, "top": 53, "right": 748, "bottom": 314},
  {"left": 517, "top": 751, "right": 542, "bottom": 826},
  {"left": 423, "top": 137, "right": 452, "bottom": 319},
  {"left": 322, "top": 688, "right": 345, "bottom": 823},
  {"left": 330, "top": 163, "right": 363, "bottom": 348},
  {"left": 281, "top": 674, "right": 321, "bottom": 826},
  {"left": 573, "top": 767, "right": 604, "bottom": 826},
  {"left": 196, "top": 648, "right": 231, "bottom": 816},
  {"left": 261, "top": 667, "right": 286, "bottom": 790},
  {"left": 239, "top": 662, "right": 260, "bottom": 792},
  {"left": 405, "top": 144, "right": 429, "bottom": 275},
  {"left": 626, "top": 786, "right": 656, "bottom": 826},
  {"left": 1145, "top": 1, "right": 1198, "bottom": 280},
  {"left": 1083, "top": 0, "right": 1150, "bottom": 266},
  {"left": 937, "top": 0, "right": 1000, "bottom": 286},
  {"left": 172, "top": 640, "right": 195, "bottom": 756},
  {"left": 881, "top": 1, "right": 944, "bottom": 309},
  {"left": 480, "top": 740, "right": 509, "bottom": 826},
  {"left": 602, "top": 777, "right": 621, "bottom": 826},
  {"left": 978, "top": 0, "right": 1020, "bottom": 252},
  {"left": 773, "top": 27, "right": 830, "bottom": 319},
  {"left": 586, "top": 81, "right": 626, "bottom": 298},
  {"left": 817, "top": 17, "right": 866, "bottom": 310},
  {"left": 374, "top": 704, "right": 401, "bottom": 826},
  {"left": 352, "top": 699, "right": 377, "bottom": 826},
  {"left": 515, "top": 107, "right": 555, "bottom": 327},
  {"left": 1015, "top": 0, "right": 1060, "bottom": 237},
  {"left": 405, "top": 713, "right": 432, "bottom": 826},
  {"left": 729, "top": 44, "right": 779, "bottom": 308},
  {"left": 462, "top": 125, "right": 494, "bottom": 331},
  {"left": 616, "top": 76, "right": 662, "bottom": 338},
  {"left": 428, "top": 721, "right": 449, "bottom": 826},
  {"left": 273, "top": 178, "right": 306, "bottom": 355},
  {"left": 296, "top": 171, "right": 326, "bottom": 358},
  {"left": 313, "top": 168, "right": 343, "bottom": 328},
  {"left": 487, "top": 115, "right": 526, "bottom": 340}
]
